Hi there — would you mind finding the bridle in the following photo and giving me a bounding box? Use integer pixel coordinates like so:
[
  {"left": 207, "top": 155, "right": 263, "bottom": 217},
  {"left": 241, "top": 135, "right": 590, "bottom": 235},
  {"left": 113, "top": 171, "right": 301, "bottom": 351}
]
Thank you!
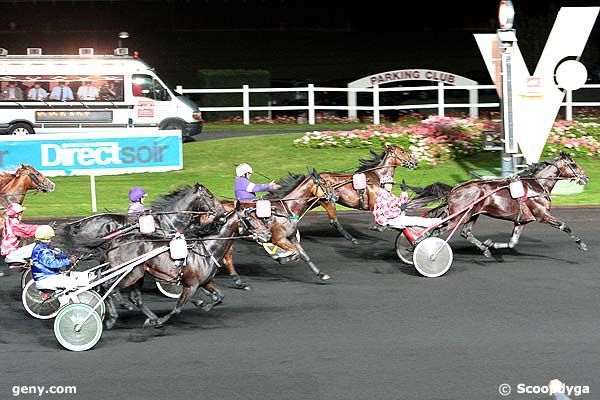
[
  {"left": 310, "top": 172, "right": 338, "bottom": 203},
  {"left": 387, "top": 147, "right": 417, "bottom": 169}
]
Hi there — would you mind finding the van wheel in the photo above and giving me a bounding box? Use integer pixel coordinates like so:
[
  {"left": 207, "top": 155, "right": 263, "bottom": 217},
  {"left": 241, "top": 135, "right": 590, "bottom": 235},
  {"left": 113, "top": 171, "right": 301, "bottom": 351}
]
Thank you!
[
  {"left": 8, "top": 123, "right": 34, "bottom": 136},
  {"left": 161, "top": 120, "right": 192, "bottom": 142}
]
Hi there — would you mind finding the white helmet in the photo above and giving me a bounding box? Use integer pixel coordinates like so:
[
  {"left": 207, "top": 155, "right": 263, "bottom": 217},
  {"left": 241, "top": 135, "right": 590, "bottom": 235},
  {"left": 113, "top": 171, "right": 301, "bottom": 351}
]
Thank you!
[
  {"left": 35, "top": 225, "right": 55, "bottom": 242},
  {"left": 380, "top": 175, "right": 395, "bottom": 185},
  {"left": 236, "top": 163, "right": 253, "bottom": 177}
]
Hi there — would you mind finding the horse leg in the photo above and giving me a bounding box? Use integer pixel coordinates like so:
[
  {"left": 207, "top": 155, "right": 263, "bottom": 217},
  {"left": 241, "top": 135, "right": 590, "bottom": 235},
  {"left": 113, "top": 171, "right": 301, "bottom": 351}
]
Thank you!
[
  {"left": 460, "top": 216, "right": 492, "bottom": 258},
  {"left": 540, "top": 213, "right": 588, "bottom": 251},
  {"left": 320, "top": 200, "right": 358, "bottom": 245},
  {"left": 104, "top": 294, "right": 120, "bottom": 330},
  {"left": 485, "top": 223, "right": 525, "bottom": 250},
  {"left": 155, "top": 282, "right": 200, "bottom": 327},
  {"left": 114, "top": 288, "right": 138, "bottom": 311},
  {"left": 191, "top": 281, "right": 224, "bottom": 312},
  {"left": 127, "top": 281, "right": 159, "bottom": 328},
  {"left": 223, "top": 247, "right": 251, "bottom": 291},
  {"left": 289, "top": 236, "right": 330, "bottom": 281}
]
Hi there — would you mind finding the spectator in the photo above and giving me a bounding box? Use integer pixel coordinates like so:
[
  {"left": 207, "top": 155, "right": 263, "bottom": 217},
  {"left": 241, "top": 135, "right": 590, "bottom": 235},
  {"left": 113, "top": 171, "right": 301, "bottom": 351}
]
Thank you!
[
  {"left": 49, "top": 81, "right": 74, "bottom": 101},
  {"left": 99, "top": 80, "right": 120, "bottom": 101},
  {"left": 27, "top": 82, "right": 48, "bottom": 101},
  {"left": 77, "top": 80, "right": 99, "bottom": 101},
  {"left": 1, "top": 81, "right": 24, "bottom": 100}
]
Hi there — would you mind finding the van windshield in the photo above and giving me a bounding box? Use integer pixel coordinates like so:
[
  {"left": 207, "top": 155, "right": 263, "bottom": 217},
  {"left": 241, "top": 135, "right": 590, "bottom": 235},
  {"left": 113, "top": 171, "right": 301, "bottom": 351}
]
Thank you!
[
  {"left": 132, "top": 74, "right": 171, "bottom": 101},
  {"left": 0, "top": 75, "right": 124, "bottom": 102}
]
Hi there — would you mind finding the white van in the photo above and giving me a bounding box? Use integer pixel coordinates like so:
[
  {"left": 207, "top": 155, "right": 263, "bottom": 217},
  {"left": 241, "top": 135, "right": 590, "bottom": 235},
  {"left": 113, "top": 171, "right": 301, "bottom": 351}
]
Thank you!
[{"left": 0, "top": 50, "right": 202, "bottom": 139}]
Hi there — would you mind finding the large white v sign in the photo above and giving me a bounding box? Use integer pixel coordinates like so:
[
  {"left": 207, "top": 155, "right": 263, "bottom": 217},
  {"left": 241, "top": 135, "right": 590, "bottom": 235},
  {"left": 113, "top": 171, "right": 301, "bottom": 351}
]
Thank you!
[{"left": 474, "top": 7, "right": 599, "bottom": 163}]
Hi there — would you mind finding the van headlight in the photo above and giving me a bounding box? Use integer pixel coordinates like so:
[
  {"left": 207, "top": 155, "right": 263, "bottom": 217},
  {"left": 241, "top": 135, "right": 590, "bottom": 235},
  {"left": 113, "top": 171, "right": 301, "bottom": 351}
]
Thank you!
[{"left": 192, "top": 111, "right": 202, "bottom": 121}]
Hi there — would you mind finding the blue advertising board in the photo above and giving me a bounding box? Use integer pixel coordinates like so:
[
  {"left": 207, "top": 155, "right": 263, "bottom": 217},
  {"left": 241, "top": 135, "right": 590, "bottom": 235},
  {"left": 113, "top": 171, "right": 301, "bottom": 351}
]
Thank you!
[{"left": 0, "top": 130, "right": 183, "bottom": 176}]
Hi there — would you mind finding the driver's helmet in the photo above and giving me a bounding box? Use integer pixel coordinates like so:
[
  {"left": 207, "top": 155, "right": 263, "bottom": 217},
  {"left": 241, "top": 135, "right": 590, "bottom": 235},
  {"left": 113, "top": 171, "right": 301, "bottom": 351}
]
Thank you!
[
  {"left": 236, "top": 163, "right": 253, "bottom": 177},
  {"left": 380, "top": 175, "right": 395, "bottom": 186},
  {"left": 128, "top": 187, "right": 147, "bottom": 202},
  {"left": 35, "top": 225, "right": 55, "bottom": 242},
  {"left": 6, "top": 203, "right": 25, "bottom": 217}
]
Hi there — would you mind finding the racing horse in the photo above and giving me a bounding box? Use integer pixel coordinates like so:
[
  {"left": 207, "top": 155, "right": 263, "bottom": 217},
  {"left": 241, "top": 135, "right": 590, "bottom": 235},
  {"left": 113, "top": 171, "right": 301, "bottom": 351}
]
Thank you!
[
  {"left": 0, "top": 163, "right": 55, "bottom": 212},
  {"left": 220, "top": 169, "right": 337, "bottom": 288},
  {"left": 58, "top": 182, "right": 225, "bottom": 244},
  {"left": 410, "top": 152, "right": 589, "bottom": 258},
  {"left": 101, "top": 201, "right": 272, "bottom": 329},
  {"left": 0, "top": 164, "right": 55, "bottom": 237},
  {"left": 314, "top": 145, "right": 418, "bottom": 244}
]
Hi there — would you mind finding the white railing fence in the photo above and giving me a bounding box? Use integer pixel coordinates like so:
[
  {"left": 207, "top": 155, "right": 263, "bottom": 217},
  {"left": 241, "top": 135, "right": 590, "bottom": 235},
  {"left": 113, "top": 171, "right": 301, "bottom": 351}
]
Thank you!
[{"left": 175, "top": 83, "right": 600, "bottom": 124}]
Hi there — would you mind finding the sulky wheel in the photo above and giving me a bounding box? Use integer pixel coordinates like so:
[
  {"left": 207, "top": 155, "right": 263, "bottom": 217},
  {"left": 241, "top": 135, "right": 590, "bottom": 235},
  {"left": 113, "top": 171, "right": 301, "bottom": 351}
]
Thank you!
[
  {"left": 54, "top": 303, "right": 103, "bottom": 352},
  {"left": 72, "top": 290, "right": 106, "bottom": 320},
  {"left": 412, "top": 237, "right": 453, "bottom": 278},
  {"left": 156, "top": 281, "right": 182, "bottom": 299},
  {"left": 21, "top": 267, "right": 32, "bottom": 290},
  {"left": 394, "top": 232, "right": 414, "bottom": 265},
  {"left": 22, "top": 279, "right": 61, "bottom": 319}
]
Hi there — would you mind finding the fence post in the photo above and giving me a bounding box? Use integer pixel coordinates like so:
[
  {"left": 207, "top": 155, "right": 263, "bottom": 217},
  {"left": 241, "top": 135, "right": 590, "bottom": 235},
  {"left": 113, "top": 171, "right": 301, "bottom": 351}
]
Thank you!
[
  {"left": 469, "top": 87, "right": 479, "bottom": 118},
  {"left": 565, "top": 89, "right": 573, "bottom": 121},
  {"left": 348, "top": 87, "right": 357, "bottom": 121},
  {"left": 437, "top": 82, "right": 445, "bottom": 117},
  {"left": 243, "top": 85, "right": 250, "bottom": 125},
  {"left": 175, "top": 85, "right": 183, "bottom": 95},
  {"left": 373, "top": 84, "right": 380, "bottom": 125},
  {"left": 308, "top": 84, "right": 315, "bottom": 125}
]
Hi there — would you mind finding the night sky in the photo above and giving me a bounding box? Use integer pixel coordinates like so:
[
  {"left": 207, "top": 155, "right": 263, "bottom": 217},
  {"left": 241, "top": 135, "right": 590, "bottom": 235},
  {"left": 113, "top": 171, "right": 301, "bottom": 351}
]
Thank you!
[{"left": 0, "top": 0, "right": 598, "bottom": 86}]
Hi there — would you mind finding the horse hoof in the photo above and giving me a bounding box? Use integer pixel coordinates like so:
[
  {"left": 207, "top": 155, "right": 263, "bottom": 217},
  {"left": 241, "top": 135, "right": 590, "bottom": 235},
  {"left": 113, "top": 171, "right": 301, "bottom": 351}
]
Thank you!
[
  {"left": 351, "top": 239, "right": 359, "bottom": 246},
  {"left": 242, "top": 284, "right": 253, "bottom": 291},
  {"left": 105, "top": 319, "right": 116, "bottom": 330},
  {"left": 235, "top": 280, "right": 252, "bottom": 291},
  {"left": 318, "top": 273, "right": 331, "bottom": 281},
  {"left": 120, "top": 303, "right": 138, "bottom": 311},
  {"left": 201, "top": 303, "right": 215, "bottom": 312},
  {"left": 143, "top": 318, "right": 158, "bottom": 328},
  {"left": 483, "top": 249, "right": 492, "bottom": 258},
  {"left": 579, "top": 243, "right": 588, "bottom": 251}
]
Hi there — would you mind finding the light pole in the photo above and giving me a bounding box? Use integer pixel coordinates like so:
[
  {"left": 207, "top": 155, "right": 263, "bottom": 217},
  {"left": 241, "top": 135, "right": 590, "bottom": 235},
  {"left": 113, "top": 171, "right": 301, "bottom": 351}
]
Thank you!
[
  {"left": 497, "top": 0, "right": 517, "bottom": 177},
  {"left": 118, "top": 31, "right": 129, "bottom": 48}
]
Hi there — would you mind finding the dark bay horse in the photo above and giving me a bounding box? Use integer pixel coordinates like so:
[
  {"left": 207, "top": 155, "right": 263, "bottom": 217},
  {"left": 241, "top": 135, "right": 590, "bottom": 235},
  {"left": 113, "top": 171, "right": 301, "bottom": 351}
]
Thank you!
[
  {"left": 220, "top": 169, "right": 335, "bottom": 288},
  {"left": 102, "top": 201, "right": 271, "bottom": 328},
  {"left": 59, "top": 183, "right": 224, "bottom": 243},
  {"left": 315, "top": 145, "right": 418, "bottom": 244},
  {"left": 412, "top": 152, "right": 589, "bottom": 258}
]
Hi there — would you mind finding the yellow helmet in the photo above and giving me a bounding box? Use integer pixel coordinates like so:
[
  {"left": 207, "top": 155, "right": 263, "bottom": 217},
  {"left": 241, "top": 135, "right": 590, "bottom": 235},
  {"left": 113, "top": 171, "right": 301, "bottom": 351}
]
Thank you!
[{"left": 35, "top": 225, "right": 55, "bottom": 242}]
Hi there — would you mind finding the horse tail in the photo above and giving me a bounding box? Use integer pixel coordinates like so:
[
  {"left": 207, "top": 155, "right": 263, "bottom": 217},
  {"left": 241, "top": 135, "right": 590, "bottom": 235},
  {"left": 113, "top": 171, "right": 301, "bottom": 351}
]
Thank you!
[{"left": 406, "top": 181, "right": 452, "bottom": 209}]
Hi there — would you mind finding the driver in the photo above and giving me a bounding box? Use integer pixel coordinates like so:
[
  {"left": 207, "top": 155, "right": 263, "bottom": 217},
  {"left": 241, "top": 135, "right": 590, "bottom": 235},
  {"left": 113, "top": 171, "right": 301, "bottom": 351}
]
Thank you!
[
  {"left": 373, "top": 176, "right": 442, "bottom": 229},
  {"left": 128, "top": 187, "right": 149, "bottom": 215},
  {"left": 234, "top": 163, "right": 279, "bottom": 201},
  {"left": 30, "top": 225, "right": 78, "bottom": 292},
  {"left": 1, "top": 203, "right": 41, "bottom": 274}
]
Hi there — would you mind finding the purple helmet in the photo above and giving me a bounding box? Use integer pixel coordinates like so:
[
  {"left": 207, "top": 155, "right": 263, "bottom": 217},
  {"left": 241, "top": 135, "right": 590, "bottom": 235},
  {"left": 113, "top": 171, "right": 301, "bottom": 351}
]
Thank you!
[{"left": 128, "top": 187, "right": 147, "bottom": 202}]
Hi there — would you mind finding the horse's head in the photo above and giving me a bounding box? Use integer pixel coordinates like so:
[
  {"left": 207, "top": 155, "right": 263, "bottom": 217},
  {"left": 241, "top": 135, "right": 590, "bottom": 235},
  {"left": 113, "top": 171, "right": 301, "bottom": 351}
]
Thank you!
[
  {"left": 553, "top": 152, "right": 589, "bottom": 185},
  {"left": 385, "top": 145, "right": 418, "bottom": 169},
  {"left": 234, "top": 201, "right": 272, "bottom": 243},
  {"left": 17, "top": 164, "right": 55, "bottom": 192},
  {"left": 193, "top": 182, "right": 226, "bottom": 216},
  {"left": 309, "top": 168, "right": 338, "bottom": 203}
]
